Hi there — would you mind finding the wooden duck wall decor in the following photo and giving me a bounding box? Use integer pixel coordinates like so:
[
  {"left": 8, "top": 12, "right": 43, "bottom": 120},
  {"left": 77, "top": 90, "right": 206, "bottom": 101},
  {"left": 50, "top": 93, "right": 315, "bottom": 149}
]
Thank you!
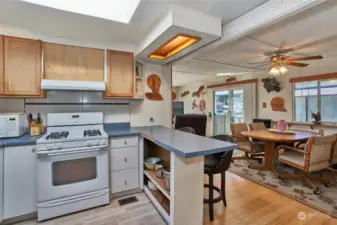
[
  {"left": 192, "top": 85, "right": 204, "bottom": 98},
  {"left": 145, "top": 74, "right": 163, "bottom": 101},
  {"left": 181, "top": 91, "right": 190, "bottom": 98}
]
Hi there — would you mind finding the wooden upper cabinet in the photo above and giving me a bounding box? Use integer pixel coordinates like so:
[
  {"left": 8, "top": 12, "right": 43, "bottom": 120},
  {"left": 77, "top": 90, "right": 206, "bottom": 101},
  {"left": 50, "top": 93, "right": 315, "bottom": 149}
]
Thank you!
[
  {"left": 0, "top": 36, "right": 3, "bottom": 95},
  {"left": 4, "top": 36, "right": 42, "bottom": 96},
  {"left": 44, "top": 43, "right": 104, "bottom": 82},
  {"left": 105, "top": 50, "right": 134, "bottom": 98}
]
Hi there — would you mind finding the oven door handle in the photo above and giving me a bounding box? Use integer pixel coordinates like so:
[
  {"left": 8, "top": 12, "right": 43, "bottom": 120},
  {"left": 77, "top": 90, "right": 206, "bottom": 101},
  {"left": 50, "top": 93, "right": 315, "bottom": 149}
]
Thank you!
[
  {"left": 38, "top": 190, "right": 108, "bottom": 208},
  {"left": 36, "top": 145, "right": 108, "bottom": 156}
]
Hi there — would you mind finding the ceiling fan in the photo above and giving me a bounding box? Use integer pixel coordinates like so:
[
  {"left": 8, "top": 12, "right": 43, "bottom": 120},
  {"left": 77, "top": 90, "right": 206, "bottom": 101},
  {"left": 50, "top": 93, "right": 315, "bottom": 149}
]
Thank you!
[{"left": 248, "top": 49, "right": 323, "bottom": 75}]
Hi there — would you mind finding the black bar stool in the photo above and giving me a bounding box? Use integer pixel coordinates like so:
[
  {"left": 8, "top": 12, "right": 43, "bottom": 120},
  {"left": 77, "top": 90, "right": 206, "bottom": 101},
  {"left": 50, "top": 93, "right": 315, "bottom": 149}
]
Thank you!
[
  {"left": 204, "top": 135, "right": 233, "bottom": 221},
  {"left": 176, "top": 128, "right": 233, "bottom": 221}
]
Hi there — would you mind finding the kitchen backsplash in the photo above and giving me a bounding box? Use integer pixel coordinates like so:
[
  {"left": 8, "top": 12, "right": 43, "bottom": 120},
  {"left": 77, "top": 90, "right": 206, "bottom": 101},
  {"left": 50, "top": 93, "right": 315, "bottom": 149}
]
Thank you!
[{"left": 0, "top": 91, "right": 130, "bottom": 125}]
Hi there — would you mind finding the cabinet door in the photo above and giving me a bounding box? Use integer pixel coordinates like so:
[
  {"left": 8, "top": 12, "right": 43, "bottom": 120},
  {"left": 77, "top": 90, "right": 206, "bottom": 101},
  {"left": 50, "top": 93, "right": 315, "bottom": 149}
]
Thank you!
[
  {"left": 44, "top": 43, "right": 104, "bottom": 82},
  {"left": 4, "top": 145, "right": 37, "bottom": 219},
  {"left": 4, "top": 36, "right": 42, "bottom": 96},
  {"left": 105, "top": 50, "right": 134, "bottom": 98},
  {"left": 0, "top": 36, "right": 3, "bottom": 95}
]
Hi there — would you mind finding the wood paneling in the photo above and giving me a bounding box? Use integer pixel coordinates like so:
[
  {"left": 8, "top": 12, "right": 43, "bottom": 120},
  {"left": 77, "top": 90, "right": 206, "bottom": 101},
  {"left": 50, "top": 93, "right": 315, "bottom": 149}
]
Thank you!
[
  {"left": 43, "top": 42, "right": 104, "bottom": 82},
  {"left": 4, "top": 36, "right": 42, "bottom": 96},
  {"left": 0, "top": 36, "right": 3, "bottom": 95},
  {"left": 207, "top": 78, "right": 257, "bottom": 89},
  {"left": 105, "top": 50, "right": 134, "bottom": 98},
  {"left": 289, "top": 72, "right": 337, "bottom": 83}
]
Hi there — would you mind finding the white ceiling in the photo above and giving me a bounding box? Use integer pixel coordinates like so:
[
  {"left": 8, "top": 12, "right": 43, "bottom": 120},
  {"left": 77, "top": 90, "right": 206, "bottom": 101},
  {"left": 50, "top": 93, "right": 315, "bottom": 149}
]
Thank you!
[
  {"left": 0, "top": 0, "right": 267, "bottom": 51},
  {"left": 173, "top": 0, "right": 337, "bottom": 86}
]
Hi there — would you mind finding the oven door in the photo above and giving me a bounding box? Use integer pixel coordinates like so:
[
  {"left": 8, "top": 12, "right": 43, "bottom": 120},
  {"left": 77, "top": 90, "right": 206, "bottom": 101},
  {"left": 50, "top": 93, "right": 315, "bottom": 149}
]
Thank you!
[{"left": 37, "top": 146, "right": 108, "bottom": 203}]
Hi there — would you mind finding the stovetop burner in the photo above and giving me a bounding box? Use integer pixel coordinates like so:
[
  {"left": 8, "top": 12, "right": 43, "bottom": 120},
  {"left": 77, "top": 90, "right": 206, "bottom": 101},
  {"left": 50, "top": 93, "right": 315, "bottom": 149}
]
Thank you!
[
  {"left": 46, "top": 131, "right": 69, "bottom": 140},
  {"left": 84, "top": 129, "right": 102, "bottom": 137}
]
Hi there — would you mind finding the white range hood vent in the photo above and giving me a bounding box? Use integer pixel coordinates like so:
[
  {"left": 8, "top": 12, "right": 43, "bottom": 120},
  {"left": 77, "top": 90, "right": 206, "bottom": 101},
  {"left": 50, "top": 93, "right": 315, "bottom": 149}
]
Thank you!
[{"left": 41, "top": 80, "right": 106, "bottom": 91}]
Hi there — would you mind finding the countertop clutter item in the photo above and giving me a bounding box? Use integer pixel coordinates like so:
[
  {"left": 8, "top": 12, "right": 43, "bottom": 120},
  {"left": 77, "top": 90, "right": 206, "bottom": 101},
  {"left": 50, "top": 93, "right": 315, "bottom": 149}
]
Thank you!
[
  {"left": 156, "top": 163, "right": 164, "bottom": 179},
  {"left": 0, "top": 113, "right": 25, "bottom": 138},
  {"left": 27, "top": 113, "right": 45, "bottom": 136},
  {"left": 148, "top": 180, "right": 159, "bottom": 191},
  {"left": 144, "top": 157, "right": 161, "bottom": 170},
  {"left": 163, "top": 168, "right": 171, "bottom": 190}
]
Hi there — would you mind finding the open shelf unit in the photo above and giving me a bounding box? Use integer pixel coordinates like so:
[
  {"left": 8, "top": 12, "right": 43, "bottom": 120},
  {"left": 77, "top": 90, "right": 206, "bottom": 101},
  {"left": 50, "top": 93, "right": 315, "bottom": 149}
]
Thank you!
[
  {"left": 143, "top": 138, "right": 171, "bottom": 224},
  {"left": 144, "top": 186, "right": 170, "bottom": 223},
  {"left": 144, "top": 170, "right": 170, "bottom": 200}
]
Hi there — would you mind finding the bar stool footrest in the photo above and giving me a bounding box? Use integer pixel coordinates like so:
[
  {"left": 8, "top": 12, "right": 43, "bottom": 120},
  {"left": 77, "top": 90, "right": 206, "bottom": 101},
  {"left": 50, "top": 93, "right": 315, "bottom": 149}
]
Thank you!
[{"left": 203, "top": 184, "right": 222, "bottom": 204}]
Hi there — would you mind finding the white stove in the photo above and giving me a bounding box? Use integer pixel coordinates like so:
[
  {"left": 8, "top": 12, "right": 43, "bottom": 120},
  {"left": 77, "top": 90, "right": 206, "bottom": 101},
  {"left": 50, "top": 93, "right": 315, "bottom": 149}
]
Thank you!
[{"left": 36, "top": 113, "right": 109, "bottom": 221}]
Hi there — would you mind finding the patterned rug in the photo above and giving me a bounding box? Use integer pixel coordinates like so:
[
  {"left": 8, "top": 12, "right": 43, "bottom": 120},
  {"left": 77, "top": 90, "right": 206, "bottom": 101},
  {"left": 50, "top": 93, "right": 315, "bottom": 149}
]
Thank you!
[{"left": 228, "top": 159, "right": 337, "bottom": 218}]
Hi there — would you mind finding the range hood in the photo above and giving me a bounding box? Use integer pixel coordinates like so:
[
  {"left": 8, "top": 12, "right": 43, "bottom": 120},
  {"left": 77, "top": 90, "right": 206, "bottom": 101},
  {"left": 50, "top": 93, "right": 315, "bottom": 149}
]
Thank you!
[{"left": 41, "top": 80, "right": 106, "bottom": 91}]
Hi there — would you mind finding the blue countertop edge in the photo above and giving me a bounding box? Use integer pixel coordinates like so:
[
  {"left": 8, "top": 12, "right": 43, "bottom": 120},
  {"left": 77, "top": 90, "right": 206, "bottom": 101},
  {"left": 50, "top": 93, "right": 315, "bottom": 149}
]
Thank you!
[{"left": 0, "top": 123, "right": 238, "bottom": 159}]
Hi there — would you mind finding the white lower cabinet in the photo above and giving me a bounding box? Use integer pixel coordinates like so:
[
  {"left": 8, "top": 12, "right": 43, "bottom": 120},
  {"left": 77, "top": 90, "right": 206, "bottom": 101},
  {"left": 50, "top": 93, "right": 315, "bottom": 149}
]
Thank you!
[
  {"left": 4, "top": 145, "right": 37, "bottom": 219},
  {"left": 110, "top": 168, "right": 139, "bottom": 193},
  {"left": 109, "top": 136, "right": 140, "bottom": 194}
]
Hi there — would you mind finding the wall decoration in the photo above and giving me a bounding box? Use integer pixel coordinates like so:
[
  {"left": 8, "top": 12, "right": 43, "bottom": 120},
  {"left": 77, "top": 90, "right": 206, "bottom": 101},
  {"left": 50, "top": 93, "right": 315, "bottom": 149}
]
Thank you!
[
  {"left": 262, "top": 102, "right": 267, "bottom": 108},
  {"left": 172, "top": 92, "right": 177, "bottom": 101},
  {"left": 181, "top": 91, "right": 190, "bottom": 98},
  {"left": 199, "top": 99, "right": 206, "bottom": 112},
  {"left": 226, "top": 77, "right": 236, "bottom": 82},
  {"left": 192, "top": 100, "right": 199, "bottom": 109},
  {"left": 261, "top": 77, "right": 281, "bottom": 93},
  {"left": 145, "top": 74, "right": 163, "bottom": 101},
  {"left": 311, "top": 110, "right": 321, "bottom": 125},
  {"left": 270, "top": 97, "right": 286, "bottom": 111},
  {"left": 192, "top": 85, "right": 204, "bottom": 98}
]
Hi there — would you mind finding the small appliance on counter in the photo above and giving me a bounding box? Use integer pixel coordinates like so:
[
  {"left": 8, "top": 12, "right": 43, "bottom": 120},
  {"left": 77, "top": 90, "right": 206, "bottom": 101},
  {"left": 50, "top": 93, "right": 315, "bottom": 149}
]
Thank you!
[{"left": 0, "top": 113, "right": 25, "bottom": 138}]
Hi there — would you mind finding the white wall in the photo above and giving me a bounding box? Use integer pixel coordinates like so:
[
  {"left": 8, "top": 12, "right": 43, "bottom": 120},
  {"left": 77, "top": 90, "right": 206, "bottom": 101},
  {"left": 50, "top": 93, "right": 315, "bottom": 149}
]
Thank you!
[{"left": 130, "top": 64, "right": 172, "bottom": 127}]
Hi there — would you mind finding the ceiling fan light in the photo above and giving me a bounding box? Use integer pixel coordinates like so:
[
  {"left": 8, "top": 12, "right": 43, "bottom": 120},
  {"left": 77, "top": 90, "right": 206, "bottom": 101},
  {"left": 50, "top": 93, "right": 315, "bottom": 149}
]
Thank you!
[{"left": 268, "top": 65, "right": 288, "bottom": 76}]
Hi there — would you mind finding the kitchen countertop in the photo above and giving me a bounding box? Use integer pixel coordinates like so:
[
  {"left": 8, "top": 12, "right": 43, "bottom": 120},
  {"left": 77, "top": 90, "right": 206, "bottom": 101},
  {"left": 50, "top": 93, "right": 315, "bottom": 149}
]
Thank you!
[{"left": 1, "top": 124, "right": 237, "bottom": 158}]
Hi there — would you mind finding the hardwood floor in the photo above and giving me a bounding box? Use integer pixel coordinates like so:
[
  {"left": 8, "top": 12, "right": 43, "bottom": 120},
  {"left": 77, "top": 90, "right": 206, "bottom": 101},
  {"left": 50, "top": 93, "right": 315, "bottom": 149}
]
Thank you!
[
  {"left": 14, "top": 172, "right": 337, "bottom": 225},
  {"left": 203, "top": 172, "right": 337, "bottom": 225}
]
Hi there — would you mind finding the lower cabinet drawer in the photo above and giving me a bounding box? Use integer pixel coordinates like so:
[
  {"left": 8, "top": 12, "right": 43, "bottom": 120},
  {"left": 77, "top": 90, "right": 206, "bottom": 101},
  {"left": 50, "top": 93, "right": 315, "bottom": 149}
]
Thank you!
[
  {"left": 110, "top": 168, "right": 139, "bottom": 194},
  {"left": 110, "top": 146, "right": 138, "bottom": 171}
]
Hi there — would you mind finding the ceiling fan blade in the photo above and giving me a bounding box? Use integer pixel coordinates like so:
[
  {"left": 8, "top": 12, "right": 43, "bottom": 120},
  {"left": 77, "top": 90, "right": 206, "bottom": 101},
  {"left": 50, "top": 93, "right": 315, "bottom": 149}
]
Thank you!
[
  {"left": 285, "top": 62, "right": 309, "bottom": 67},
  {"left": 288, "top": 55, "right": 323, "bottom": 61},
  {"left": 246, "top": 62, "right": 268, "bottom": 65}
]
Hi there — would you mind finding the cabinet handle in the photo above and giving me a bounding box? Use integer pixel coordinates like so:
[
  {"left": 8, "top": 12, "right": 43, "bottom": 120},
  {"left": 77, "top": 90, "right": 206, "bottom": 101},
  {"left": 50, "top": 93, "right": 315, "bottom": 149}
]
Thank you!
[
  {"left": 124, "top": 180, "right": 128, "bottom": 186},
  {"left": 124, "top": 157, "right": 128, "bottom": 163},
  {"left": 124, "top": 141, "right": 127, "bottom": 145}
]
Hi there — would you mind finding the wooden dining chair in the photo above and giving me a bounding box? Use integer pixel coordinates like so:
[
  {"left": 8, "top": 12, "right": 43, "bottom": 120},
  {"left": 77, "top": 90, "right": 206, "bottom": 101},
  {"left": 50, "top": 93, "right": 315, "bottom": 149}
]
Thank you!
[
  {"left": 231, "top": 123, "right": 264, "bottom": 163},
  {"left": 248, "top": 122, "right": 267, "bottom": 131},
  {"left": 276, "top": 134, "right": 337, "bottom": 194},
  {"left": 329, "top": 134, "right": 337, "bottom": 173}
]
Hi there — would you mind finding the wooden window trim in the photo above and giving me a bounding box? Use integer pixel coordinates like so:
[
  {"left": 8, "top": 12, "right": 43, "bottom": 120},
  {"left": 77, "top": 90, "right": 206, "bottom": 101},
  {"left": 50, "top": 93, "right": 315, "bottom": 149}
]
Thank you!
[
  {"left": 207, "top": 78, "right": 257, "bottom": 89},
  {"left": 289, "top": 73, "right": 337, "bottom": 83}
]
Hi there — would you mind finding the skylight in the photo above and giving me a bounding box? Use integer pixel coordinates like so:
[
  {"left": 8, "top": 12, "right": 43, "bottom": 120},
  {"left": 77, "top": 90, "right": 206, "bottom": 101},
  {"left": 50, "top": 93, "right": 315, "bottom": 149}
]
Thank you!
[{"left": 20, "top": 0, "right": 140, "bottom": 23}]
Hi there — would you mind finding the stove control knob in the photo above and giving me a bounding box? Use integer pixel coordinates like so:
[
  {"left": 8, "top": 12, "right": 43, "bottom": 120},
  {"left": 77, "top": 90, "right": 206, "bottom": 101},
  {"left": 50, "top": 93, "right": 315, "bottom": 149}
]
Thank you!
[
  {"left": 87, "top": 143, "right": 92, "bottom": 147},
  {"left": 101, "top": 140, "right": 107, "bottom": 145}
]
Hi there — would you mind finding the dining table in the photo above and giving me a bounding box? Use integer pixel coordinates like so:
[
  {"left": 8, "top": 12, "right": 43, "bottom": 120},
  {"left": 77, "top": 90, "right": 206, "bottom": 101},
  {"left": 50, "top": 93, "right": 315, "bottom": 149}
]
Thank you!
[{"left": 241, "top": 129, "right": 319, "bottom": 175}]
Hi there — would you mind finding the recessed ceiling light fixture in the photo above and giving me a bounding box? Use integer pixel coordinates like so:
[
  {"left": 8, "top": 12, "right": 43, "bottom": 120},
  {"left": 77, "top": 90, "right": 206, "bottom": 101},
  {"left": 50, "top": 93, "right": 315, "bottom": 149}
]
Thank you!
[
  {"left": 216, "top": 72, "right": 247, "bottom": 76},
  {"left": 148, "top": 34, "right": 200, "bottom": 60},
  {"left": 20, "top": 0, "right": 140, "bottom": 23}
]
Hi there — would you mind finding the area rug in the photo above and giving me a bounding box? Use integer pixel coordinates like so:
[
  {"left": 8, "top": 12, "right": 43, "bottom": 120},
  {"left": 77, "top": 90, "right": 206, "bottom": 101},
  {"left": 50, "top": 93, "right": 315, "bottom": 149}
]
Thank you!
[{"left": 228, "top": 159, "right": 337, "bottom": 218}]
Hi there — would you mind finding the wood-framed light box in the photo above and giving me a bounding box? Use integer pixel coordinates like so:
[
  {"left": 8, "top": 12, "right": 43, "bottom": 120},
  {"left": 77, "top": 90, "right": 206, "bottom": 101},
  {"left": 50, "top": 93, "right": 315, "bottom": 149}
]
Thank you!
[{"left": 148, "top": 34, "right": 200, "bottom": 60}]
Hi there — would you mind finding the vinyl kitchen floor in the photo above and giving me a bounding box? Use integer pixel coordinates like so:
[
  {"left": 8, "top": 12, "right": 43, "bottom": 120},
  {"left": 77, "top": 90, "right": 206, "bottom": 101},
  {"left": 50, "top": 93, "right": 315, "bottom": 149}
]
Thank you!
[{"left": 15, "top": 193, "right": 166, "bottom": 225}]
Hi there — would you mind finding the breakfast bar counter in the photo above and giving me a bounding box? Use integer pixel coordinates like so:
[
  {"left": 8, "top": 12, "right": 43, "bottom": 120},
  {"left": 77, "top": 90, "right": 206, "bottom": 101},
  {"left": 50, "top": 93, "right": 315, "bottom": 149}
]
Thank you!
[{"left": 133, "top": 126, "right": 237, "bottom": 225}]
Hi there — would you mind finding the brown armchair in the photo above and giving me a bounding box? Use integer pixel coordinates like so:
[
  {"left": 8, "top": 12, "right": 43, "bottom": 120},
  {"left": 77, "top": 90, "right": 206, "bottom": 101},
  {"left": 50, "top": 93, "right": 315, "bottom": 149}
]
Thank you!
[
  {"left": 276, "top": 134, "right": 337, "bottom": 194},
  {"left": 231, "top": 123, "right": 264, "bottom": 163},
  {"left": 330, "top": 135, "right": 337, "bottom": 172}
]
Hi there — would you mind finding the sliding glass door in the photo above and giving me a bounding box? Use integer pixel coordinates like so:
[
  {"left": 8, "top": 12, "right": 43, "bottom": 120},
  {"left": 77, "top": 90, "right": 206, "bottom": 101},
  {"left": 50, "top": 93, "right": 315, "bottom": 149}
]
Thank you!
[{"left": 213, "top": 88, "right": 244, "bottom": 135}]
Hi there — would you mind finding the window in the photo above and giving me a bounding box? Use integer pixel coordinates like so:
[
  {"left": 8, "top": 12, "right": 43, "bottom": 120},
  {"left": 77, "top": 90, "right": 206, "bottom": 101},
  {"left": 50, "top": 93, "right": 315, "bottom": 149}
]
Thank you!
[{"left": 294, "top": 80, "right": 337, "bottom": 122}]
